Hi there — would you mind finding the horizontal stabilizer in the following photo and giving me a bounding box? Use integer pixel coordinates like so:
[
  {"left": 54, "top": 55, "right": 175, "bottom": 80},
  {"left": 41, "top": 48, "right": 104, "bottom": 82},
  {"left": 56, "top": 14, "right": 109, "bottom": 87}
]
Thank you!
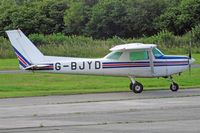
[{"left": 25, "top": 64, "right": 54, "bottom": 70}]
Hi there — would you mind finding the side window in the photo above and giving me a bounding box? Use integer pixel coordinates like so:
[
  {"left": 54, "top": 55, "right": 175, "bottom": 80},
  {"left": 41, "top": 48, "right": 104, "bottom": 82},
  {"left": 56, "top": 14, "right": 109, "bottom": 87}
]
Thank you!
[
  {"left": 129, "top": 51, "right": 148, "bottom": 61},
  {"left": 106, "top": 51, "right": 123, "bottom": 60}
]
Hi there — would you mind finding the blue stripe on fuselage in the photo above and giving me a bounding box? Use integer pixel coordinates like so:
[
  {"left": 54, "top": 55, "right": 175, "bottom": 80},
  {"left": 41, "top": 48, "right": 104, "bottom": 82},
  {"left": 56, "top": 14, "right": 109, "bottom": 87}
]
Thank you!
[
  {"left": 155, "top": 55, "right": 188, "bottom": 59},
  {"left": 102, "top": 63, "right": 188, "bottom": 69},
  {"left": 102, "top": 64, "right": 189, "bottom": 69},
  {"left": 102, "top": 59, "right": 189, "bottom": 69}
]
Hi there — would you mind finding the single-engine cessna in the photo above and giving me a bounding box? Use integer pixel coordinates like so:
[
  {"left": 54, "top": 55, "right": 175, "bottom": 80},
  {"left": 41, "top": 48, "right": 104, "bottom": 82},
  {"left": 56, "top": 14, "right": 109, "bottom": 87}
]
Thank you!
[{"left": 6, "top": 30, "right": 195, "bottom": 93}]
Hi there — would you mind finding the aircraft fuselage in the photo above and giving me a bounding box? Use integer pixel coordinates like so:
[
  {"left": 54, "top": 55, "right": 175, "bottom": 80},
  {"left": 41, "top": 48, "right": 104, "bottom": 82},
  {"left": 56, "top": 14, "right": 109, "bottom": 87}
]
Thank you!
[{"left": 33, "top": 56, "right": 191, "bottom": 78}]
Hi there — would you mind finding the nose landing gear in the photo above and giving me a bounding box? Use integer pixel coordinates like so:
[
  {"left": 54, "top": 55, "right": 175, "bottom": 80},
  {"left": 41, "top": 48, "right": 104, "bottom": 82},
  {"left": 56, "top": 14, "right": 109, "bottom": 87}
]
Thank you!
[
  {"left": 168, "top": 76, "right": 179, "bottom": 92},
  {"left": 170, "top": 82, "right": 179, "bottom": 92}
]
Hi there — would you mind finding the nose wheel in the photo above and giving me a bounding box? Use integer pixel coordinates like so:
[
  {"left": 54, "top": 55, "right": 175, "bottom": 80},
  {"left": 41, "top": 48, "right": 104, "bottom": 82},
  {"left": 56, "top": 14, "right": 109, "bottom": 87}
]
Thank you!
[
  {"left": 170, "top": 82, "right": 179, "bottom": 92},
  {"left": 168, "top": 76, "right": 179, "bottom": 92}
]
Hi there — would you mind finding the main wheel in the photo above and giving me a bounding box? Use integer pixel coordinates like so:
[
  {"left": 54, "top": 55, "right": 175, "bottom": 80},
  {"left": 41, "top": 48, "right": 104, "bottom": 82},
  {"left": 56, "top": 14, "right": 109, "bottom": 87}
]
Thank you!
[
  {"left": 170, "top": 82, "right": 179, "bottom": 92},
  {"left": 130, "top": 82, "right": 143, "bottom": 93}
]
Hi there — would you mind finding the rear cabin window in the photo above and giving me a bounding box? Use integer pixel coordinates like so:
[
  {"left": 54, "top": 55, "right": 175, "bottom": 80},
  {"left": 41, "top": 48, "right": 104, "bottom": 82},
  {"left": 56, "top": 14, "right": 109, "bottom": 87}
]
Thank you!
[
  {"left": 106, "top": 51, "right": 123, "bottom": 60},
  {"left": 129, "top": 51, "right": 148, "bottom": 61}
]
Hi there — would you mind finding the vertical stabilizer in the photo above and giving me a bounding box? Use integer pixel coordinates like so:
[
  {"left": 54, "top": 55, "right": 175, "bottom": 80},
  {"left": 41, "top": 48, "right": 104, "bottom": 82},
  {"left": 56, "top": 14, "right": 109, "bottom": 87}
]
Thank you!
[{"left": 6, "top": 30, "right": 44, "bottom": 69}]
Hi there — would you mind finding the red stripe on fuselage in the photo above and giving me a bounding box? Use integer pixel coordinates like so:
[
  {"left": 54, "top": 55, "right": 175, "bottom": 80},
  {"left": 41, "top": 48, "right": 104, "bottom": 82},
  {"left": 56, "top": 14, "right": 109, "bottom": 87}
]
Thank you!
[
  {"left": 103, "top": 64, "right": 149, "bottom": 67},
  {"left": 44, "top": 66, "right": 54, "bottom": 68},
  {"left": 103, "top": 61, "right": 188, "bottom": 67}
]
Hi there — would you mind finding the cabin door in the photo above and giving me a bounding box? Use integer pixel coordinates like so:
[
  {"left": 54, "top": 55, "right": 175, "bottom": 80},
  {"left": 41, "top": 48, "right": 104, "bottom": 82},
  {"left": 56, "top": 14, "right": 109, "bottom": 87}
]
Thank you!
[{"left": 129, "top": 50, "right": 152, "bottom": 77}]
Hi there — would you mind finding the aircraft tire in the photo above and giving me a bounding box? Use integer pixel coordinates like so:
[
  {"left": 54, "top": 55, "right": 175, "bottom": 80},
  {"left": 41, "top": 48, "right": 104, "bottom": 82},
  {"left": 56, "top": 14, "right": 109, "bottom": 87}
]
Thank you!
[
  {"left": 131, "top": 82, "right": 143, "bottom": 93},
  {"left": 170, "top": 82, "right": 179, "bottom": 92}
]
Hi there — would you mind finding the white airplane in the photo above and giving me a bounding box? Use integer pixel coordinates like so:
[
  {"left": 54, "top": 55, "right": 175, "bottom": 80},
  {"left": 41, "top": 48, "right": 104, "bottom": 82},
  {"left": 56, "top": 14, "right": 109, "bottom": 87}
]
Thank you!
[{"left": 6, "top": 30, "right": 195, "bottom": 93}]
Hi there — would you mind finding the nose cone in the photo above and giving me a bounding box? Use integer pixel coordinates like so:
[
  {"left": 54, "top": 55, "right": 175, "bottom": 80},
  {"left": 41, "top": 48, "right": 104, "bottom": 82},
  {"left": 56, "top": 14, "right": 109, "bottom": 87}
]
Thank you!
[{"left": 189, "top": 58, "right": 195, "bottom": 64}]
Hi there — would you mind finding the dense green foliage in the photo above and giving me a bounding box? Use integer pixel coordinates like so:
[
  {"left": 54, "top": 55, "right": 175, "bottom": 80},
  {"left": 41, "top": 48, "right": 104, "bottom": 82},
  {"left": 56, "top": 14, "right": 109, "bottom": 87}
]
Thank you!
[
  {"left": 157, "top": 0, "right": 200, "bottom": 35},
  {"left": 1, "top": 0, "right": 200, "bottom": 38},
  {"left": 0, "top": 0, "right": 69, "bottom": 35},
  {"left": 0, "top": 0, "right": 200, "bottom": 59},
  {"left": 1, "top": 30, "right": 200, "bottom": 59}
]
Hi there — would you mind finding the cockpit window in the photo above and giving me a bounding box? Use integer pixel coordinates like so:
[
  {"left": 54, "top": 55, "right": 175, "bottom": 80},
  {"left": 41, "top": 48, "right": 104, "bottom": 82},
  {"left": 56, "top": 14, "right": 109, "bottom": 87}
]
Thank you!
[
  {"left": 106, "top": 51, "right": 123, "bottom": 60},
  {"left": 129, "top": 51, "right": 148, "bottom": 60},
  {"left": 152, "top": 48, "right": 164, "bottom": 58}
]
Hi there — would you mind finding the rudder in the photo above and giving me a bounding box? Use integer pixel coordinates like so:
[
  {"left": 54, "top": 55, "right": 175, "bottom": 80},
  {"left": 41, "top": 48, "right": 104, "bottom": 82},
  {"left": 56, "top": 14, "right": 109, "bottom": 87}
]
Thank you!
[{"left": 6, "top": 30, "right": 44, "bottom": 69}]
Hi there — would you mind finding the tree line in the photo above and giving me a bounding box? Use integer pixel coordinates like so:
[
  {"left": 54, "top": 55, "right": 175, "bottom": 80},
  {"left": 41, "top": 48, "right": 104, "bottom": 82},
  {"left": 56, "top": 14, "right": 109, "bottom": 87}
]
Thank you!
[{"left": 0, "top": 0, "right": 200, "bottom": 39}]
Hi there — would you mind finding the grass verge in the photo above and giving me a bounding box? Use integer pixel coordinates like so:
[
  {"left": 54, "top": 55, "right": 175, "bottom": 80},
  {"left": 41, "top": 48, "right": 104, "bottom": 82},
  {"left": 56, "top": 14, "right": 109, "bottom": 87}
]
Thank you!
[
  {"left": 0, "top": 68, "right": 200, "bottom": 98},
  {"left": 0, "top": 59, "right": 18, "bottom": 70}
]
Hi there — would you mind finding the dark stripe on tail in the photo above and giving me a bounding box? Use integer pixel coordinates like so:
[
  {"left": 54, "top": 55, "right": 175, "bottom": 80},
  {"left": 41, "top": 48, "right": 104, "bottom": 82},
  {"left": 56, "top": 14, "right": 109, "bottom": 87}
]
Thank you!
[{"left": 12, "top": 47, "right": 32, "bottom": 68}]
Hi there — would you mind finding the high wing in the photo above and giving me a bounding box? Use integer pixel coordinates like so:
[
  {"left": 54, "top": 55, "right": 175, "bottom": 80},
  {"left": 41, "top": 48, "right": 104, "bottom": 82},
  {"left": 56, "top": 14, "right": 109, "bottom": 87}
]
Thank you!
[{"left": 109, "top": 43, "right": 156, "bottom": 51}]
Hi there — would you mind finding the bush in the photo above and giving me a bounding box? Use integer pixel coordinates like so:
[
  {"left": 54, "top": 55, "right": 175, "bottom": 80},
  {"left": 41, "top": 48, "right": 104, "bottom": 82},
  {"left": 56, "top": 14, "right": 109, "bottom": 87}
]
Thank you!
[
  {"left": 192, "top": 25, "right": 200, "bottom": 47},
  {"left": 0, "top": 32, "right": 199, "bottom": 59},
  {"left": 29, "top": 34, "right": 47, "bottom": 46},
  {"left": 0, "top": 37, "right": 14, "bottom": 58},
  {"left": 155, "top": 30, "right": 176, "bottom": 47},
  {"left": 46, "top": 33, "right": 67, "bottom": 45}
]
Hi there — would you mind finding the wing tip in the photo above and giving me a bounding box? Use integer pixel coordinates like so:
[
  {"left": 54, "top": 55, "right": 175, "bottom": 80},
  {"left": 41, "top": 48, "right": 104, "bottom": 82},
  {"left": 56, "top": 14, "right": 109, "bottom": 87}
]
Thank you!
[{"left": 6, "top": 29, "right": 22, "bottom": 34}]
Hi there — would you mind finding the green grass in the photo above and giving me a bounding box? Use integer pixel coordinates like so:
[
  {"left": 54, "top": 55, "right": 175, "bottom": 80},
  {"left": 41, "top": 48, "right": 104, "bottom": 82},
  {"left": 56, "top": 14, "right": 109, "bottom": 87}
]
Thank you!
[
  {"left": 0, "top": 68, "right": 200, "bottom": 98},
  {"left": 193, "top": 54, "right": 200, "bottom": 64},
  {"left": 0, "top": 59, "right": 18, "bottom": 70},
  {"left": 0, "top": 56, "right": 199, "bottom": 98}
]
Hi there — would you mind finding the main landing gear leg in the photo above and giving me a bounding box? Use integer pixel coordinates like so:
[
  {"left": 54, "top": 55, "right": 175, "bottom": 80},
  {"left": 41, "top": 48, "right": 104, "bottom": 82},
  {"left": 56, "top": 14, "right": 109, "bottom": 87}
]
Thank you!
[
  {"left": 168, "top": 76, "right": 179, "bottom": 92},
  {"left": 128, "top": 76, "right": 143, "bottom": 93}
]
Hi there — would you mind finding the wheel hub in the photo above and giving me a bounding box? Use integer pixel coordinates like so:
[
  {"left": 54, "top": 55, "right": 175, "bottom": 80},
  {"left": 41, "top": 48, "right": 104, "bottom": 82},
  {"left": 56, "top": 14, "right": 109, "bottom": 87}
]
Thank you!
[
  {"left": 135, "top": 85, "right": 141, "bottom": 91},
  {"left": 172, "top": 84, "right": 176, "bottom": 90}
]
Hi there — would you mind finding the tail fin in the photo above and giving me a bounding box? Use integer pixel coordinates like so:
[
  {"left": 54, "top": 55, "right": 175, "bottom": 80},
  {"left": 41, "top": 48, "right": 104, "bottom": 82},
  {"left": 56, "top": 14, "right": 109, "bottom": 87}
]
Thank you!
[{"left": 6, "top": 30, "right": 44, "bottom": 69}]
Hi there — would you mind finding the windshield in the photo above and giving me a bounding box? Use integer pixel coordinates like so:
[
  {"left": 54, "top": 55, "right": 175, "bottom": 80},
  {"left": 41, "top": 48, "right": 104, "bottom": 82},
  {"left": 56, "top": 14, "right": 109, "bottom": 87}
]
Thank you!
[{"left": 152, "top": 48, "right": 164, "bottom": 58}]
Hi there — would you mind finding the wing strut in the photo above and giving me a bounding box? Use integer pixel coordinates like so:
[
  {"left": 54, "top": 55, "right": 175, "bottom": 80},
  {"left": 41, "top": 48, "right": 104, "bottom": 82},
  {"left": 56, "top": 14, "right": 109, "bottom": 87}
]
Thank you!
[{"left": 148, "top": 48, "right": 155, "bottom": 75}]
